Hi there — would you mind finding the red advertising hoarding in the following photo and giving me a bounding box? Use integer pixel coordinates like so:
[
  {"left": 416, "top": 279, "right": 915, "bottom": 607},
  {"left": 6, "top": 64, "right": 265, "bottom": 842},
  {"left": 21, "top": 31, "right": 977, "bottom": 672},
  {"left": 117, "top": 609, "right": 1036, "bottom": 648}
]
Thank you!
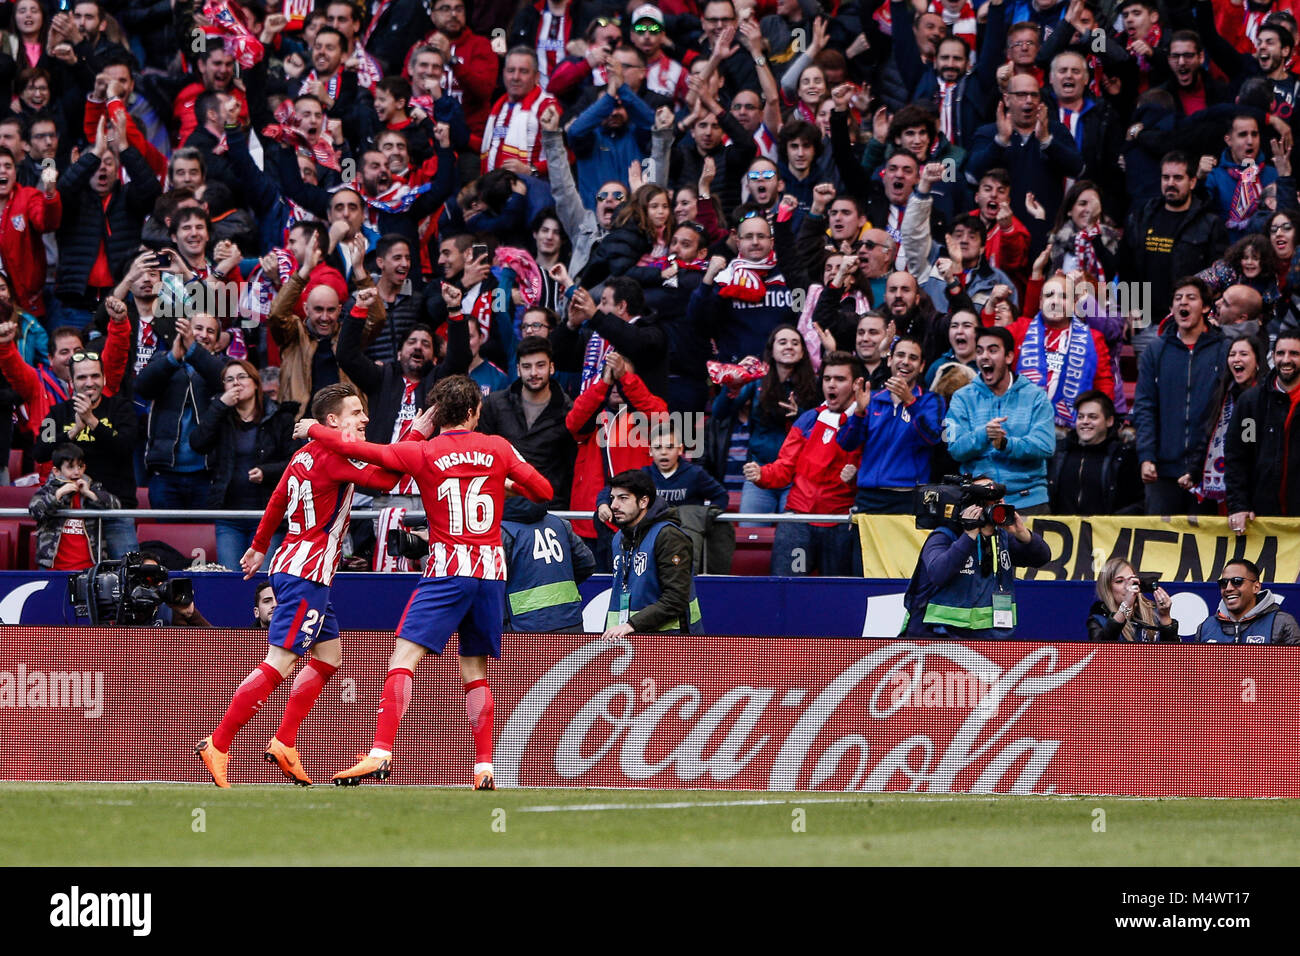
[{"left": 1, "top": 628, "right": 1296, "bottom": 797}]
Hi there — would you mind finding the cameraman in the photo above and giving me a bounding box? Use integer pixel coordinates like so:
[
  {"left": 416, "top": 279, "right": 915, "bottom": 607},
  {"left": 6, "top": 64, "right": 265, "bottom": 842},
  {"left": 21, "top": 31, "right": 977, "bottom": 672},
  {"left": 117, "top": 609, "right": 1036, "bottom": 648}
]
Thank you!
[
  {"left": 902, "top": 478, "right": 1050, "bottom": 640},
  {"left": 140, "top": 552, "right": 210, "bottom": 627}
]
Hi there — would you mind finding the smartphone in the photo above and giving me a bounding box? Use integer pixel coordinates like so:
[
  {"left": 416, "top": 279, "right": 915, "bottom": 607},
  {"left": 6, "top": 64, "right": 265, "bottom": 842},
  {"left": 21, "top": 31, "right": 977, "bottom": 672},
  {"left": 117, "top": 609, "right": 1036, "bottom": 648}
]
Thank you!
[
  {"left": 1137, "top": 573, "right": 1161, "bottom": 596},
  {"left": 471, "top": 243, "right": 489, "bottom": 262}
]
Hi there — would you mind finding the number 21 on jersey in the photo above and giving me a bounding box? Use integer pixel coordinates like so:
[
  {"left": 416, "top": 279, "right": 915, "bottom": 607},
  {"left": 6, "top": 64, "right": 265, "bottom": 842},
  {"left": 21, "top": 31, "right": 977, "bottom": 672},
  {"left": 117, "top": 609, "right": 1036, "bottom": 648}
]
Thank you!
[{"left": 286, "top": 476, "right": 317, "bottom": 534}]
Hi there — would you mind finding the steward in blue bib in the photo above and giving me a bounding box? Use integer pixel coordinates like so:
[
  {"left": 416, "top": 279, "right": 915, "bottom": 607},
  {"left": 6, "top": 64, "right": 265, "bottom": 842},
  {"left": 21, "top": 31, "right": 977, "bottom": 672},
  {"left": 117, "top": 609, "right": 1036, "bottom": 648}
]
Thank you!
[
  {"left": 501, "top": 497, "right": 596, "bottom": 632},
  {"left": 902, "top": 516, "right": 1050, "bottom": 641},
  {"left": 605, "top": 477, "right": 703, "bottom": 635}
]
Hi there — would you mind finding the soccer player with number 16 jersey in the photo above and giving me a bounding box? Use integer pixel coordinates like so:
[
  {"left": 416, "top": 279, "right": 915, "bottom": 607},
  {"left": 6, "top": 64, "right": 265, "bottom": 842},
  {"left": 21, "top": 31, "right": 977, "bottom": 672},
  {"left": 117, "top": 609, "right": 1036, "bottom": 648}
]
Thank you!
[
  {"left": 194, "top": 384, "right": 434, "bottom": 787},
  {"left": 298, "top": 374, "right": 553, "bottom": 790}
]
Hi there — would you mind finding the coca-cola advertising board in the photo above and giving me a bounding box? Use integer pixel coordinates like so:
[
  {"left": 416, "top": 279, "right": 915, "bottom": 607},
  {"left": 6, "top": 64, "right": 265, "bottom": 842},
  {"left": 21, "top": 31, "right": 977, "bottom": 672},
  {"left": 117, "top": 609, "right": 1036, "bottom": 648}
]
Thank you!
[{"left": 1, "top": 628, "right": 1296, "bottom": 797}]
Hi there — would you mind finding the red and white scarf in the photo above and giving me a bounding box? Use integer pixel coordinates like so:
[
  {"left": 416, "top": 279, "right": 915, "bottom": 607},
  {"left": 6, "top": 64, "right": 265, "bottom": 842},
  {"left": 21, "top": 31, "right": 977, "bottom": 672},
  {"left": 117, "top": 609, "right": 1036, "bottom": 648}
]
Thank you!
[
  {"left": 201, "top": 0, "right": 264, "bottom": 67},
  {"left": 1127, "top": 24, "right": 1162, "bottom": 72},
  {"left": 373, "top": 506, "right": 414, "bottom": 572},
  {"left": 482, "top": 86, "right": 548, "bottom": 171},
  {"left": 1073, "top": 224, "right": 1104, "bottom": 282},
  {"left": 1226, "top": 161, "right": 1265, "bottom": 230},
  {"left": 936, "top": 80, "right": 957, "bottom": 142},
  {"left": 262, "top": 99, "right": 341, "bottom": 171},
  {"left": 535, "top": 5, "right": 571, "bottom": 90},
  {"left": 240, "top": 247, "right": 297, "bottom": 327},
  {"left": 351, "top": 44, "right": 384, "bottom": 93},
  {"left": 931, "top": 0, "right": 977, "bottom": 49},
  {"left": 716, "top": 251, "right": 778, "bottom": 303},
  {"left": 647, "top": 53, "right": 686, "bottom": 103},
  {"left": 299, "top": 70, "right": 342, "bottom": 103}
]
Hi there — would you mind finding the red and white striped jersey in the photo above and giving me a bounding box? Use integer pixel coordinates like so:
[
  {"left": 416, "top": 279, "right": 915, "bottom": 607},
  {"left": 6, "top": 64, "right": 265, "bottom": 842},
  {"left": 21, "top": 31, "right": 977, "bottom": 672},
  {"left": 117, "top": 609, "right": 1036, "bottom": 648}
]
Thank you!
[
  {"left": 305, "top": 426, "right": 554, "bottom": 580},
  {"left": 251, "top": 442, "right": 405, "bottom": 586}
]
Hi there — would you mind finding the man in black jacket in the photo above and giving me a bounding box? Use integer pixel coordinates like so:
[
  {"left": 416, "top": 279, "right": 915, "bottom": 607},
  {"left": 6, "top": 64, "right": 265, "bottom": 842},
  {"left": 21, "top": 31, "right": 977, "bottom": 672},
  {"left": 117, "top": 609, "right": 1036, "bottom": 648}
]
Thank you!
[
  {"left": 361, "top": 0, "right": 436, "bottom": 74},
  {"left": 1225, "top": 333, "right": 1300, "bottom": 533},
  {"left": 555, "top": 276, "right": 669, "bottom": 400},
  {"left": 183, "top": 91, "right": 241, "bottom": 199},
  {"left": 54, "top": 126, "right": 161, "bottom": 328},
  {"left": 1048, "top": 390, "right": 1143, "bottom": 514},
  {"left": 1123, "top": 151, "right": 1229, "bottom": 338},
  {"left": 135, "top": 315, "right": 226, "bottom": 510},
  {"left": 478, "top": 337, "right": 577, "bottom": 509},
  {"left": 337, "top": 288, "right": 472, "bottom": 448},
  {"left": 28, "top": 343, "right": 140, "bottom": 557}
]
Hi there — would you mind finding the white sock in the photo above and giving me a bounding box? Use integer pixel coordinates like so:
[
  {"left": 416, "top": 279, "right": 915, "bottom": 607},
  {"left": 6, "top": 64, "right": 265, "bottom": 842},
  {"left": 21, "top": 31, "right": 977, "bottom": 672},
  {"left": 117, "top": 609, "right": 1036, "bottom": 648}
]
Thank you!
[
  {"left": 474, "top": 762, "right": 493, "bottom": 775},
  {"left": 368, "top": 748, "right": 393, "bottom": 759}
]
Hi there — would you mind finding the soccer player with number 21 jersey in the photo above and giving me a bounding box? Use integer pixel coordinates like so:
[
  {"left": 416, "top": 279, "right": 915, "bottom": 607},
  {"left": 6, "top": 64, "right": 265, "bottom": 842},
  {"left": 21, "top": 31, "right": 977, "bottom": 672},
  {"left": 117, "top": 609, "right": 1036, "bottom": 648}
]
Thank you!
[
  {"left": 195, "top": 384, "right": 434, "bottom": 787},
  {"left": 299, "top": 374, "right": 553, "bottom": 790}
]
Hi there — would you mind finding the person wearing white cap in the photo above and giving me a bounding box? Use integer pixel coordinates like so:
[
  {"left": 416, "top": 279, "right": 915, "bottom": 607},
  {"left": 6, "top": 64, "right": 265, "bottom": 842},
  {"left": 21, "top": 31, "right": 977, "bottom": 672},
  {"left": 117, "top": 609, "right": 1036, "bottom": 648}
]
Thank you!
[{"left": 631, "top": 6, "right": 688, "bottom": 105}]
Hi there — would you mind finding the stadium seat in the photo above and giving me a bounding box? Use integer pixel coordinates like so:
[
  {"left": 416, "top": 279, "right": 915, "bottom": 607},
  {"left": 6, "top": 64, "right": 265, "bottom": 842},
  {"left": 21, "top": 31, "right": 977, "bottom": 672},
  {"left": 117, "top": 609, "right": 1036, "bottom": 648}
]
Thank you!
[
  {"left": 731, "top": 526, "right": 775, "bottom": 576},
  {"left": 0, "top": 485, "right": 38, "bottom": 508},
  {"left": 135, "top": 523, "right": 218, "bottom": 567},
  {"left": 0, "top": 527, "right": 15, "bottom": 570},
  {"left": 7, "top": 450, "right": 22, "bottom": 479},
  {"left": 727, "top": 490, "right": 742, "bottom": 512}
]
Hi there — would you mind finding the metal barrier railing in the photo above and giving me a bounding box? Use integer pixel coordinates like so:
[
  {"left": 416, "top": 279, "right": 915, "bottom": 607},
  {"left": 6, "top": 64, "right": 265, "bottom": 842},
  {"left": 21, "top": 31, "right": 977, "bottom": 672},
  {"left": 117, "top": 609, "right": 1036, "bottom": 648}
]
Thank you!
[{"left": 0, "top": 508, "right": 854, "bottom": 524}]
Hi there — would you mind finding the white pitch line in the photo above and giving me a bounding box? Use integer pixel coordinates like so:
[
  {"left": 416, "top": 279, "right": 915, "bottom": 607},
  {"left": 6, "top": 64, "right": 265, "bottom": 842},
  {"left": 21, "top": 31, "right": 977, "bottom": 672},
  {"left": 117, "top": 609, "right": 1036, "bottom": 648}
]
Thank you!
[
  {"left": 517, "top": 793, "right": 1213, "bottom": 812},
  {"left": 519, "top": 797, "right": 872, "bottom": 812}
]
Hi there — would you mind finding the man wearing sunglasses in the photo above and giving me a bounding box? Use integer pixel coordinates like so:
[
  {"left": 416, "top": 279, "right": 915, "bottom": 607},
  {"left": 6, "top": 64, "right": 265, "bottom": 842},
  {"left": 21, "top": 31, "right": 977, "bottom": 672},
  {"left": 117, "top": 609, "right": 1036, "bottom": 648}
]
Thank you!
[
  {"left": 632, "top": 7, "right": 687, "bottom": 105},
  {"left": 23, "top": 327, "right": 141, "bottom": 557},
  {"left": 1192, "top": 559, "right": 1300, "bottom": 644},
  {"left": 742, "top": 158, "right": 784, "bottom": 212},
  {"left": 541, "top": 104, "right": 635, "bottom": 275}
]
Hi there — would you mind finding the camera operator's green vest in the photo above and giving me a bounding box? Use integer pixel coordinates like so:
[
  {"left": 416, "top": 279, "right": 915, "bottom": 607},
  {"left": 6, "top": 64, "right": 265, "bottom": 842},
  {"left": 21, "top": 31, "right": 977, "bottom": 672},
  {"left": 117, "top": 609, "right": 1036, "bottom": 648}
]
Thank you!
[{"left": 902, "top": 526, "right": 1019, "bottom": 640}]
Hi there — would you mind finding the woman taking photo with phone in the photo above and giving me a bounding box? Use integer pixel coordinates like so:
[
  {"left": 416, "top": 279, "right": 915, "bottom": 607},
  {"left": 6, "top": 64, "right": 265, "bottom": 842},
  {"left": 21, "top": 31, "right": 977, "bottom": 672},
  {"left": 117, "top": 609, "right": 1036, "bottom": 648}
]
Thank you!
[{"left": 1089, "top": 557, "right": 1179, "bottom": 642}]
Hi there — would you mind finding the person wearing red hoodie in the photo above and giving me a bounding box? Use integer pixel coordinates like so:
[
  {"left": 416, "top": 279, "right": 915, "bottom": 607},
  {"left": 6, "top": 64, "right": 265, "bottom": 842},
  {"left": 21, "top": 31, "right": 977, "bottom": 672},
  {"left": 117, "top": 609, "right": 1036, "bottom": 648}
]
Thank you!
[
  {"left": 744, "top": 350, "right": 862, "bottom": 576},
  {"left": 568, "top": 350, "right": 668, "bottom": 571},
  {"left": 969, "top": 168, "right": 1031, "bottom": 293},
  {"left": 0, "top": 146, "right": 60, "bottom": 320}
]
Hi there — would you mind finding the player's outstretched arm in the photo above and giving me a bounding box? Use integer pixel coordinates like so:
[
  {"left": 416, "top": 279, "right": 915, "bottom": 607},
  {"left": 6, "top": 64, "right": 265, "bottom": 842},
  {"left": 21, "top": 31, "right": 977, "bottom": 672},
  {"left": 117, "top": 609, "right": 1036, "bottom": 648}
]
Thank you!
[{"left": 305, "top": 422, "right": 423, "bottom": 474}]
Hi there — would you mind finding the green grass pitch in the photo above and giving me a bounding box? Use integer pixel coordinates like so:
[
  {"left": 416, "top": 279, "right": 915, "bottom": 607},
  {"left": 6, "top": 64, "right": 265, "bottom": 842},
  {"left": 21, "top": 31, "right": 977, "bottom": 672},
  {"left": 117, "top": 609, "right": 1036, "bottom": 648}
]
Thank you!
[{"left": 3, "top": 782, "right": 1299, "bottom": 865}]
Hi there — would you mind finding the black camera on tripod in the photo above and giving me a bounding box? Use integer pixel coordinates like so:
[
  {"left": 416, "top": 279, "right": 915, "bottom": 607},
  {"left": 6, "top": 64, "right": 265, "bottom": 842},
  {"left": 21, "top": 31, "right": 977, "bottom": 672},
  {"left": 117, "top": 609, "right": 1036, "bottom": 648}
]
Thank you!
[
  {"left": 914, "top": 474, "right": 1017, "bottom": 530},
  {"left": 68, "top": 552, "right": 194, "bottom": 625}
]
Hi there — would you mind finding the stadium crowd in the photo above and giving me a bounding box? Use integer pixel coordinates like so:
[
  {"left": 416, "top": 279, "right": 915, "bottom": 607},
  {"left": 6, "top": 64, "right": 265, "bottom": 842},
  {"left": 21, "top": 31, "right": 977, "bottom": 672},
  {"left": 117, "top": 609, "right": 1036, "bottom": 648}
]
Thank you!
[{"left": 4, "top": 0, "right": 1300, "bottom": 579}]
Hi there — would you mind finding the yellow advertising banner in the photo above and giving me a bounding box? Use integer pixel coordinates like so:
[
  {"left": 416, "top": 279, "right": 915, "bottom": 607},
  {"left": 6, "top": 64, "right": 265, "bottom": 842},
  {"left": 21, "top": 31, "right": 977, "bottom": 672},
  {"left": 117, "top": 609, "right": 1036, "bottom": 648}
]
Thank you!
[{"left": 853, "top": 514, "right": 1300, "bottom": 583}]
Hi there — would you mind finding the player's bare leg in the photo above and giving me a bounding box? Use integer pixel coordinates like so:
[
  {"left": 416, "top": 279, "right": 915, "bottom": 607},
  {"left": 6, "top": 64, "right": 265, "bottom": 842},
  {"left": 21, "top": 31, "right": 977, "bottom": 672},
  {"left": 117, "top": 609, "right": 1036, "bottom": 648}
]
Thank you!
[
  {"left": 195, "top": 646, "right": 297, "bottom": 787},
  {"left": 333, "top": 638, "right": 428, "bottom": 785},
  {"left": 460, "top": 655, "right": 495, "bottom": 790},
  {"left": 265, "top": 641, "right": 342, "bottom": 786}
]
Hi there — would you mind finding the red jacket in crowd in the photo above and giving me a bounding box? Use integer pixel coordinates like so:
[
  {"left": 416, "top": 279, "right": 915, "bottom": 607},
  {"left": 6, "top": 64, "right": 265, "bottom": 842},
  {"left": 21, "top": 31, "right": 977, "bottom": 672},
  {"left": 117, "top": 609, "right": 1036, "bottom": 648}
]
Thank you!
[
  {"left": 755, "top": 402, "right": 858, "bottom": 521},
  {"left": 565, "top": 371, "right": 668, "bottom": 538},
  {"left": 0, "top": 182, "right": 61, "bottom": 318}
]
